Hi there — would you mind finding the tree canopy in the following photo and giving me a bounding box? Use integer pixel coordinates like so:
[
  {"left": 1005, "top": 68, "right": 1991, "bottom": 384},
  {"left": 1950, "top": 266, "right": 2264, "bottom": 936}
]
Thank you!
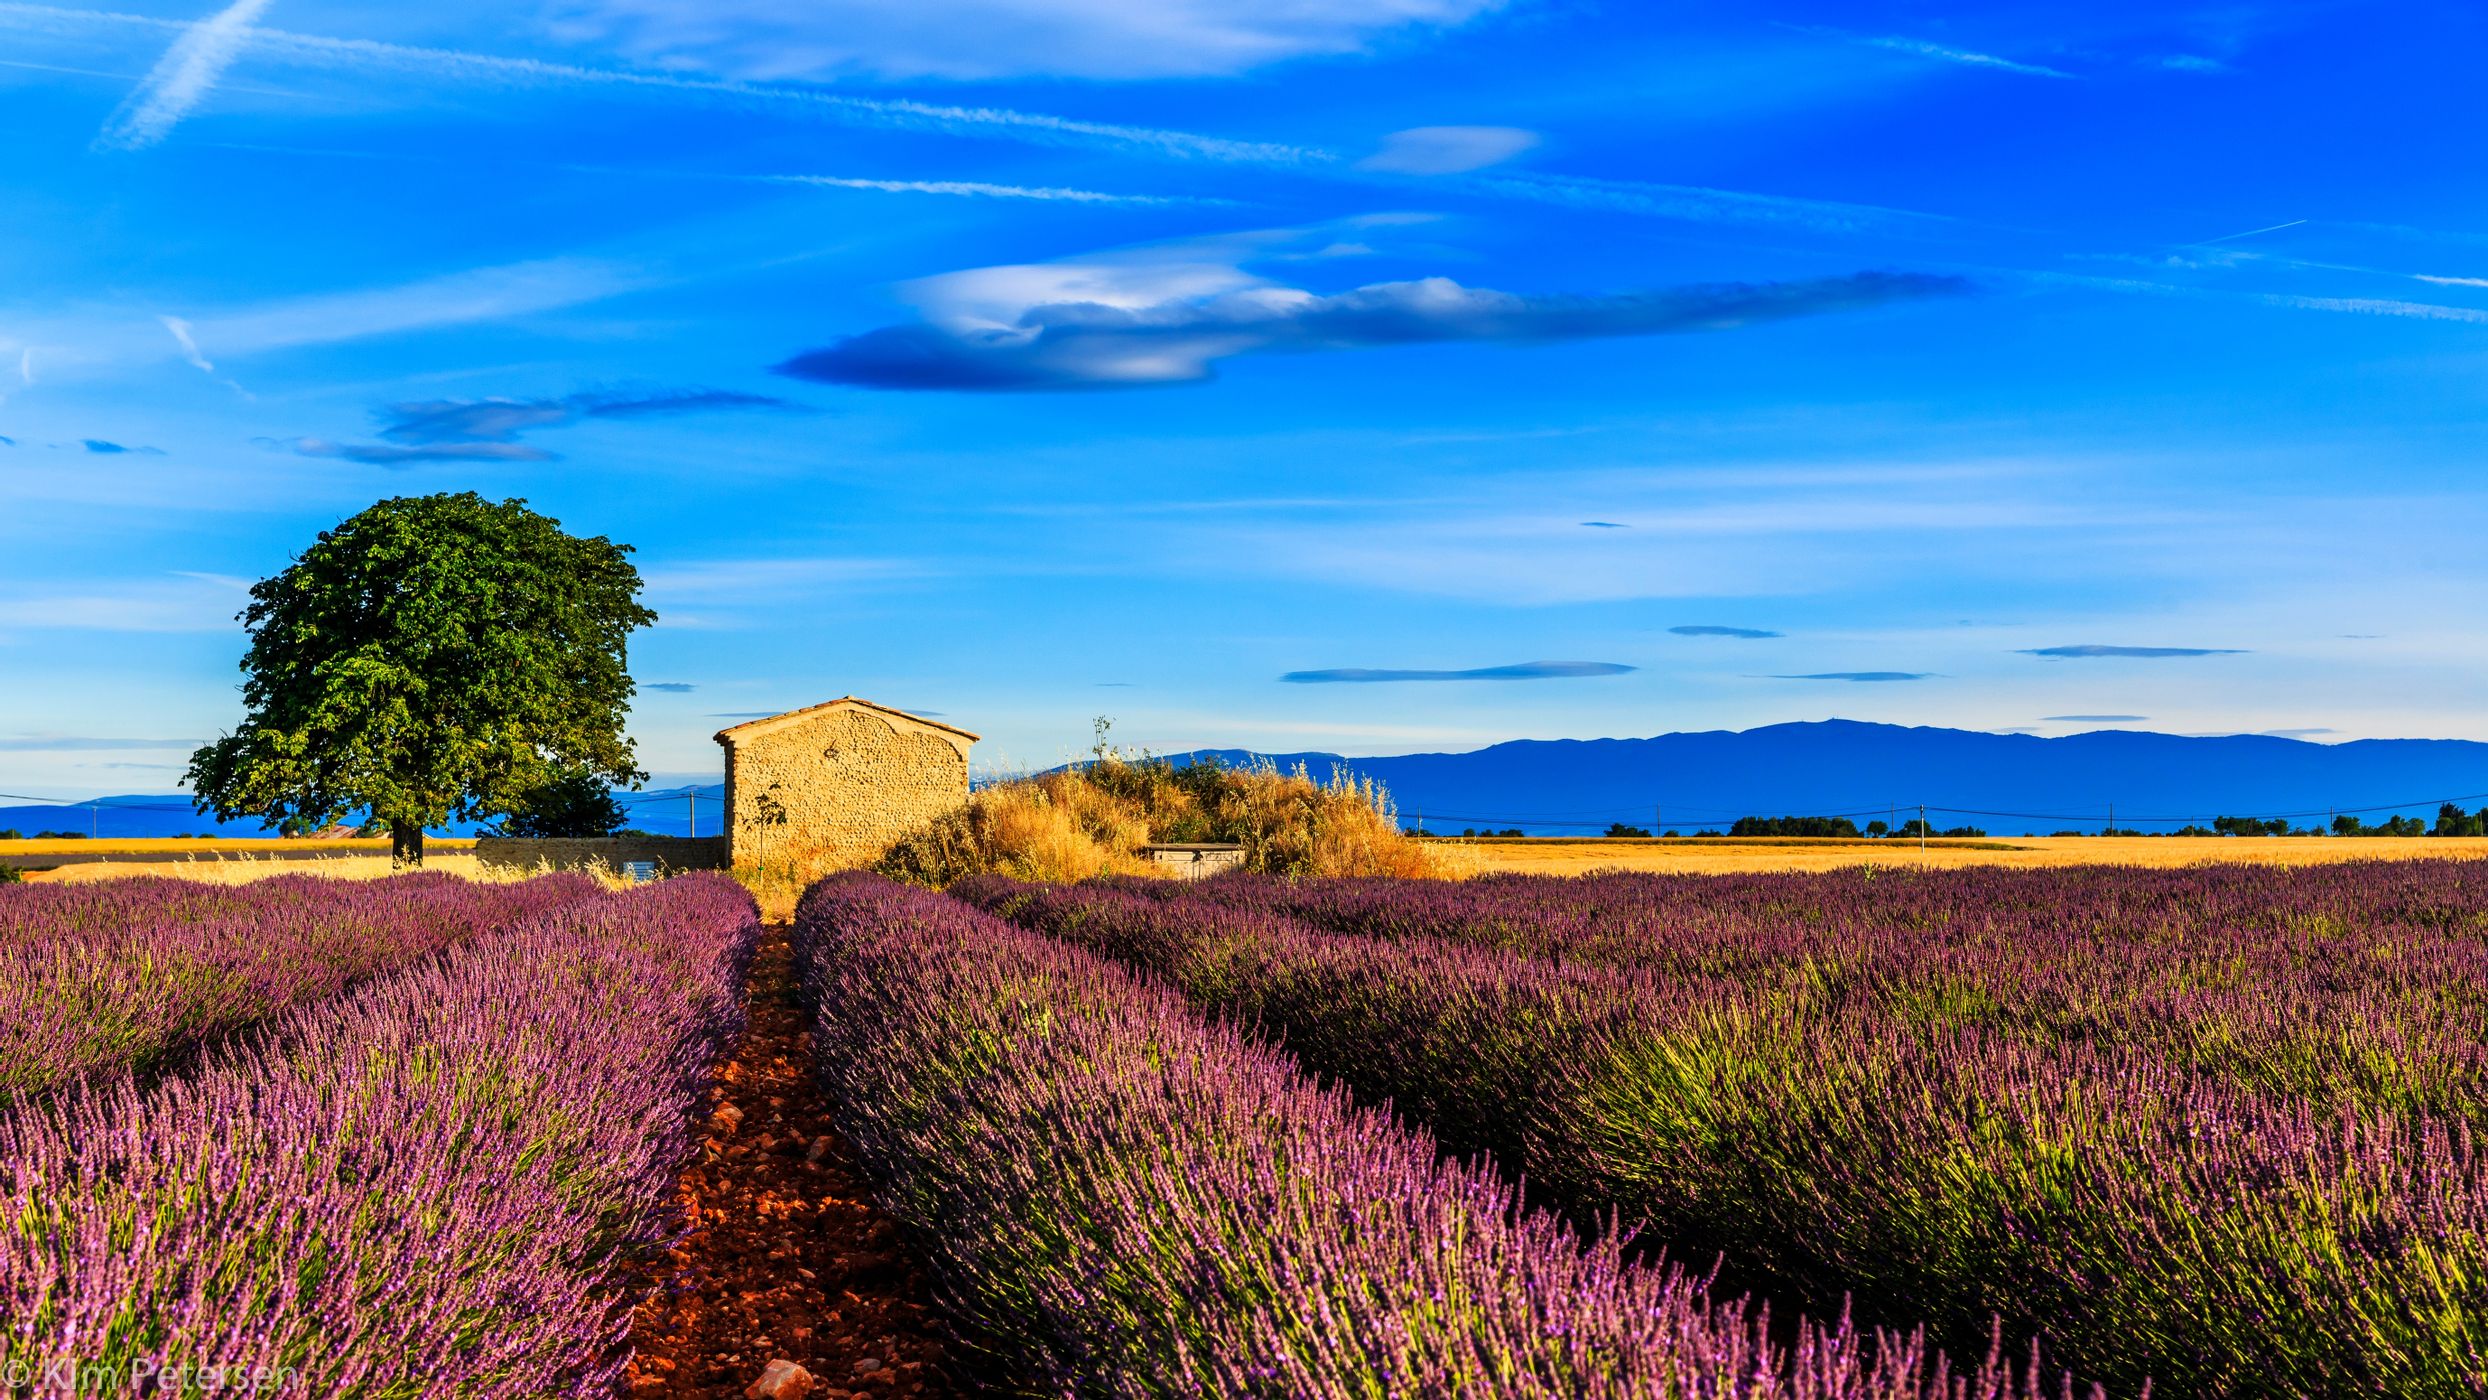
[{"left": 187, "top": 492, "right": 655, "bottom": 864}]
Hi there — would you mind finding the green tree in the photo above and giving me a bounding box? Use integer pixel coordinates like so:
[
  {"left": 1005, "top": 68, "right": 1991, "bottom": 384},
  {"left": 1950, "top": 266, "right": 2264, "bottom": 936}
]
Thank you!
[
  {"left": 499, "top": 767, "right": 629, "bottom": 839},
  {"left": 187, "top": 493, "right": 655, "bottom": 866}
]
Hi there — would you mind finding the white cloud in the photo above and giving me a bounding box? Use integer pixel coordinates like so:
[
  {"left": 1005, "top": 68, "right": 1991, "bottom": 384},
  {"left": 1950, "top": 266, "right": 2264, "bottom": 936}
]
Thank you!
[
  {"left": 1358, "top": 125, "right": 1539, "bottom": 175},
  {"left": 93, "top": 0, "right": 274, "bottom": 151},
  {"left": 783, "top": 231, "right": 1964, "bottom": 391},
  {"left": 541, "top": 0, "right": 1505, "bottom": 81}
]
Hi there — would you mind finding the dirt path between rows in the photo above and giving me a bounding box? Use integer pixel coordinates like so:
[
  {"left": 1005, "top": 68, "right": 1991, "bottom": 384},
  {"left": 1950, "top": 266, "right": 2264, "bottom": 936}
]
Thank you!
[{"left": 627, "top": 927, "right": 958, "bottom": 1400}]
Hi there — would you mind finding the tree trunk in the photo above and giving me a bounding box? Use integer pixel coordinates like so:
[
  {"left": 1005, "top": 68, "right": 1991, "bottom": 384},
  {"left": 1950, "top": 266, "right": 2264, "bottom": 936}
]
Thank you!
[{"left": 391, "top": 822, "right": 425, "bottom": 869}]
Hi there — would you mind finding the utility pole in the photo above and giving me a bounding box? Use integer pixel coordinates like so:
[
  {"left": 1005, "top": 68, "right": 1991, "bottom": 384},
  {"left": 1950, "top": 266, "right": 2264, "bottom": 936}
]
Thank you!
[
  {"left": 1919, "top": 803, "right": 1927, "bottom": 861},
  {"left": 1656, "top": 802, "right": 1662, "bottom": 836},
  {"left": 687, "top": 789, "right": 696, "bottom": 839},
  {"left": 2108, "top": 800, "right": 2114, "bottom": 837},
  {"left": 89, "top": 801, "right": 97, "bottom": 839}
]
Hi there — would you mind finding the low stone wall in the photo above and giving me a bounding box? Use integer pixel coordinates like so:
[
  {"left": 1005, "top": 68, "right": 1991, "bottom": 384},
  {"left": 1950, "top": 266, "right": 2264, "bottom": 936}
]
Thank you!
[
  {"left": 472, "top": 835, "right": 728, "bottom": 875},
  {"left": 1138, "top": 844, "right": 1247, "bottom": 881}
]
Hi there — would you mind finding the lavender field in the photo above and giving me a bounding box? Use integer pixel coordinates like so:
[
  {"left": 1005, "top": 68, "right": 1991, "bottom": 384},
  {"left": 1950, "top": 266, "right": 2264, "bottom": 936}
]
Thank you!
[
  {"left": 954, "top": 862, "right": 2488, "bottom": 1399},
  {"left": 5, "top": 860, "right": 2480, "bottom": 1398},
  {"left": 0, "top": 872, "right": 759, "bottom": 1394}
]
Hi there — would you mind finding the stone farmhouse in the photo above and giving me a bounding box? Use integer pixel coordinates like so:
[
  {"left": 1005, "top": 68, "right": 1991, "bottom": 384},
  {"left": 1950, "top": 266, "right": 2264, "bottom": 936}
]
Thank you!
[{"left": 714, "top": 698, "right": 978, "bottom": 868}]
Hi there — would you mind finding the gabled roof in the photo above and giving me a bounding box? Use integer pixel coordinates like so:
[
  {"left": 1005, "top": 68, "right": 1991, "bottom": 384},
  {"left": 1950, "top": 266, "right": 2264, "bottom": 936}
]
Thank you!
[{"left": 713, "top": 696, "right": 980, "bottom": 748}]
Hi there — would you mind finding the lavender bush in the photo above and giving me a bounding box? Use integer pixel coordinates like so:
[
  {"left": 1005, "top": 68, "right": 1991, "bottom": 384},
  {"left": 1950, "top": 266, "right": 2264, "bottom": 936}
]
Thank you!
[
  {"left": 0, "top": 870, "right": 604, "bottom": 1108},
  {"left": 963, "top": 873, "right": 2488, "bottom": 1399},
  {"left": 0, "top": 872, "right": 757, "bottom": 1394},
  {"left": 1131, "top": 863, "right": 2488, "bottom": 1125},
  {"left": 795, "top": 871, "right": 2088, "bottom": 1399}
]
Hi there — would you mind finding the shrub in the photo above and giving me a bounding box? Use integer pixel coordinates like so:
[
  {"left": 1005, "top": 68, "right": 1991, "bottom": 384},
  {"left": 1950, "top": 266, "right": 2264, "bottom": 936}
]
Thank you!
[{"left": 877, "top": 755, "right": 1439, "bottom": 887}]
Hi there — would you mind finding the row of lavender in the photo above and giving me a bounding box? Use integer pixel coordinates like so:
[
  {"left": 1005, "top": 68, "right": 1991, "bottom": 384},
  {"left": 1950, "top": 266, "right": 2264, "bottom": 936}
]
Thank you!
[
  {"left": 0, "top": 870, "right": 605, "bottom": 1108},
  {"left": 1, "top": 873, "right": 758, "bottom": 1393},
  {"left": 1130, "top": 863, "right": 2488, "bottom": 1126},
  {"left": 794, "top": 872, "right": 2087, "bottom": 1399},
  {"left": 959, "top": 873, "right": 2488, "bottom": 1400}
]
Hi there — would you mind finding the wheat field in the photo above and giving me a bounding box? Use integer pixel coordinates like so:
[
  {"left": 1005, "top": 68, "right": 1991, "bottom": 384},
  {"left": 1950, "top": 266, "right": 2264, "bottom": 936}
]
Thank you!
[{"left": 1438, "top": 834, "right": 2488, "bottom": 877}]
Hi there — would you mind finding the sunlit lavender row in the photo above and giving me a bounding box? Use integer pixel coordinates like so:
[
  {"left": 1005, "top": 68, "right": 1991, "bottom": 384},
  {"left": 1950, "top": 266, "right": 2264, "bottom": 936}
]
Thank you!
[
  {"left": 0, "top": 870, "right": 605, "bottom": 1108},
  {"left": 795, "top": 871, "right": 2087, "bottom": 1399},
  {"left": 961, "top": 874, "right": 2488, "bottom": 1399},
  {"left": 1125, "top": 862, "right": 2488, "bottom": 1123},
  {"left": 0, "top": 873, "right": 758, "bottom": 1393}
]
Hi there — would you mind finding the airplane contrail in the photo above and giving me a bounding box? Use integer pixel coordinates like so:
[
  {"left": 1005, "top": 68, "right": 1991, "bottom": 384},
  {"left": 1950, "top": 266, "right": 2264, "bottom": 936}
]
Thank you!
[
  {"left": 94, "top": 0, "right": 274, "bottom": 151},
  {"left": 2196, "top": 218, "right": 2309, "bottom": 245}
]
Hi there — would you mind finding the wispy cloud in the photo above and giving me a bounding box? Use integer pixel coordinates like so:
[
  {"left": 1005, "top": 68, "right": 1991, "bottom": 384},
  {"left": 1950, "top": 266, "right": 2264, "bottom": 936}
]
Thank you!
[
  {"left": 183, "top": 258, "right": 648, "bottom": 356},
  {"left": 379, "top": 388, "right": 796, "bottom": 443},
  {"left": 0, "top": 736, "right": 201, "bottom": 751},
  {"left": 1670, "top": 624, "right": 1780, "bottom": 639},
  {"left": 778, "top": 259, "right": 1970, "bottom": 392},
  {"left": 1358, "top": 125, "right": 1538, "bottom": 175},
  {"left": 1463, "top": 170, "right": 1945, "bottom": 234},
  {"left": 2158, "top": 54, "right": 2228, "bottom": 73},
  {"left": 2021, "top": 644, "right": 2245, "bottom": 658},
  {"left": 2261, "top": 727, "right": 2336, "bottom": 737},
  {"left": 1856, "top": 34, "right": 2072, "bottom": 78},
  {"left": 1580, "top": 520, "right": 1627, "bottom": 529},
  {"left": 82, "top": 438, "right": 162, "bottom": 454},
  {"left": 2413, "top": 274, "right": 2488, "bottom": 289},
  {"left": 93, "top": 0, "right": 274, "bottom": 151},
  {"left": 1787, "top": 25, "right": 2072, "bottom": 78},
  {"left": 762, "top": 174, "right": 1222, "bottom": 206},
  {"left": 158, "top": 314, "right": 212, "bottom": 371},
  {"left": 1764, "top": 671, "right": 1931, "bottom": 682},
  {"left": 0, "top": 3, "right": 1326, "bottom": 164},
  {"left": 280, "top": 439, "right": 554, "bottom": 467},
  {"left": 1280, "top": 661, "right": 1636, "bottom": 683},
  {"left": 2043, "top": 714, "right": 2148, "bottom": 722},
  {"left": 643, "top": 681, "right": 696, "bottom": 693},
  {"left": 277, "top": 386, "right": 796, "bottom": 465},
  {"left": 544, "top": 0, "right": 1503, "bottom": 82}
]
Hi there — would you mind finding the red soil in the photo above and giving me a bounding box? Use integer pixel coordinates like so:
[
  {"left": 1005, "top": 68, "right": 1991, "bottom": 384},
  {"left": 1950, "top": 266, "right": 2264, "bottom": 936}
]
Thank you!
[{"left": 626, "top": 928, "right": 956, "bottom": 1400}]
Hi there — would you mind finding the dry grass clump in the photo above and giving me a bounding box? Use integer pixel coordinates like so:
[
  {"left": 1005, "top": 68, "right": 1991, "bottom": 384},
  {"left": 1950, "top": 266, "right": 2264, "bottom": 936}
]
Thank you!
[{"left": 876, "top": 756, "right": 1443, "bottom": 889}]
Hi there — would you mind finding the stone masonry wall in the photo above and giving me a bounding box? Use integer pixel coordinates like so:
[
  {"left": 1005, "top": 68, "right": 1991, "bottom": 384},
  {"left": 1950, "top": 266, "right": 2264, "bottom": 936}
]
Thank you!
[
  {"left": 473, "top": 835, "right": 727, "bottom": 874},
  {"left": 725, "top": 707, "right": 969, "bottom": 868}
]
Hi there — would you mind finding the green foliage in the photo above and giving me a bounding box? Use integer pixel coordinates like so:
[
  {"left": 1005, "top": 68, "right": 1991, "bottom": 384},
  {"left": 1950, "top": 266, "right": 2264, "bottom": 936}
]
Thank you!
[
  {"left": 2432, "top": 803, "right": 2488, "bottom": 837},
  {"left": 1603, "top": 823, "right": 1653, "bottom": 838},
  {"left": 2334, "top": 812, "right": 2431, "bottom": 837},
  {"left": 0, "top": 864, "right": 19, "bottom": 885},
  {"left": 185, "top": 492, "right": 655, "bottom": 865},
  {"left": 1730, "top": 814, "right": 1863, "bottom": 838},
  {"left": 0, "top": 829, "right": 20, "bottom": 841},
  {"left": 498, "top": 767, "right": 628, "bottom": 838},
  {"left": 1889, "top": 819, "right": 1989, "bottom": 839}
]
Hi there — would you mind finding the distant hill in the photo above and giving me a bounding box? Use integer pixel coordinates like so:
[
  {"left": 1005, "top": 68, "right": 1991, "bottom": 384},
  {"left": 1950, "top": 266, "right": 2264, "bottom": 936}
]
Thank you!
[
  {"left": 1168, "top": 720, "right": 2488, "bottom": 835},
  {"left": 0, "top": 784, "right": 728, "bottom": 841}
]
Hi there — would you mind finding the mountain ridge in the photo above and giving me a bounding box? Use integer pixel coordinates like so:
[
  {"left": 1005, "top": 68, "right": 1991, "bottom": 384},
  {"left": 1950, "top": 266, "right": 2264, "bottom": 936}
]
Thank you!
[{"left": 1160, "top": 719, "right": 2488, "bottom": 834}]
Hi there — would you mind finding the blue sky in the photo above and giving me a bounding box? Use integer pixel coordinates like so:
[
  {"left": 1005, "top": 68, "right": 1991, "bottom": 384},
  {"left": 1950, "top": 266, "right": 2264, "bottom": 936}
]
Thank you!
[{"left": 4, "top": 0, "right": 2486, "bottom": 797}]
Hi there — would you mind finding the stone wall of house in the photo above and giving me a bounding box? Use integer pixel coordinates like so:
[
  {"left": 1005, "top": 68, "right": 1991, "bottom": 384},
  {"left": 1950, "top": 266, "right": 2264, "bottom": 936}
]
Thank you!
[
  {"left": 472, "top": 835, "right": 727, "bottom": 874},
  {"left": 724, "top": 707, "right": 969, "bottom": 868}
]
